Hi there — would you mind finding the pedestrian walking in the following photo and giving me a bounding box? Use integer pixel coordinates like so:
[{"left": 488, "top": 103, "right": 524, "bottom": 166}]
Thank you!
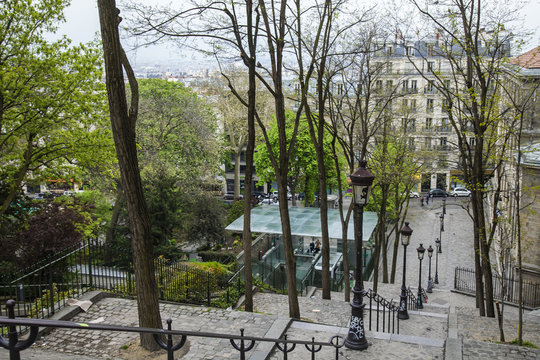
[
  {"left": 426, "top": 194, "right": 430, "bottom": 204},
  {"left": 420, "top": 196, "right": 424, "bottom": 206}
]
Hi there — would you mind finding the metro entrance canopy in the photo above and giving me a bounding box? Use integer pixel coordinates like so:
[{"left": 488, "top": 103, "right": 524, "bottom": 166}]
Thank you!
[{"left": 225, "top": 205, "right": 378, "bottom": 242}]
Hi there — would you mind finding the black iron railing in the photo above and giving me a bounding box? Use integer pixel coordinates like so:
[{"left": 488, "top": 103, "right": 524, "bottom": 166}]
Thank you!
[
  {"left": 0, "top": 299, "right": 344, "bottom": 360},
  {"left": 364, "top": 289, "right": 400, "bottom": 334},
  {"left": 454, "top": 267, "right": 540, "bottom": 309},
  {"left": 0, "top": 239, "right": 242, "bottom": 336},
  {"left": 406, "top": 287, "right": 428, "bottom": 310}
]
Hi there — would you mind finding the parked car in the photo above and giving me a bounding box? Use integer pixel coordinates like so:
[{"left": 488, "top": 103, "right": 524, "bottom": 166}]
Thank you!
[
  {"left": 429, "top": 188, "right": 448, "bottom": 197},
  {"left": 223, "top": 192, "right": 243, "bottom": 201},
  {"left": 260, "top": 197, "right": 278, "bottom": 205},
  {"left": 450, "top": 187, "right": 471, "bottom": 197},
  {"left": 409, "top": 191, "right": 420, "bottom": 198},
  {"left": 271, "top": 191, "right": 292, "bottom": 200}
]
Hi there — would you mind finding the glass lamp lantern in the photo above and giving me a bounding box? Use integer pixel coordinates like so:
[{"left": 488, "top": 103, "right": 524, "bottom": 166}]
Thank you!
[
  {"left": 417, "top": 243, "right": 425, "bottom": 260},
  {"left": 350, "top": 160, "right": 375, "bottom": 206},
  {"left": 400, "top": 222, "right": 413, "bottom": 246}
]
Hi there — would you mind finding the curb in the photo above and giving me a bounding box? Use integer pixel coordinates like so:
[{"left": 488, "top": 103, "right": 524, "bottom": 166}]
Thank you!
[
  {"left": 445, "top": 305, "right": 462, "bottom": 360},
  {"left": 249, "top": 317, "right": 292, "bottom": 360},
  {"left": 38, "top": 291, "right": 110, "bottom": 337}
]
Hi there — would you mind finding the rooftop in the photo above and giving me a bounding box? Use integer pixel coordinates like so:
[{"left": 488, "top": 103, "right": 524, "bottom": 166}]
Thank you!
[{"left": 225, "top": 205, "right": 378, "bottom": 241}]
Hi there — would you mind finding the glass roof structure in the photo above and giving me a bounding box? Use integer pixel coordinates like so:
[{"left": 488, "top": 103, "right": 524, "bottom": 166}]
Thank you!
[{"left": 225, "top": 205, "right": 378, "bottom": 241}]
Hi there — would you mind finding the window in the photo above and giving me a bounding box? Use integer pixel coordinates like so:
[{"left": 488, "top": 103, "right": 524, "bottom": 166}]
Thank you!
[
  {"left": 469, "top": 137, "right": 476, "bottom": 147},
  {"left": 427, "top": 99, "right": 434, "bottom": 113},
  {"left": 375, "top": 80, "right": 383, "bottom": 89},
  {"left": 387, "top": 62, "right": 393, "bottom": 74},
  {"left": 425, "top": 137, "right": 432, "bottom": 149},
  {"left": 386, "top": 80, "right": 393, "bottom": 88},
  {"left": 440, "top": 137, "right": 448, "bottom": 149},
  {"left": 444, "top": 79, "right": 451, "bottom": 90},
  {"left": 427, "top": 61, "right": 435, "bottom": 72},
  {"left": 410, "top": 99, "right": 417, "bottom": 110},
  {"left": 402, "top": 99, "right": 408, "bottom": 109},
  {"left": 402, "top": 118, "right": 415, "bottom": 133},
  {"left": 337, "top": 83, "right": 344, "bottom": 95},
  {"left": 406, "top": 46, "right": 415, "bottom": 56},
  {"left": 402, "top": 80, "right": 409, "bottom": 91},
  {"left": 426, "top": 80, "right": 435, "bottom": 93},
  {"left": 426, "top": 118, "right": 432, "bottom": 130},
  {"left": 441, "top": 118, "right": 450, "bottom": 132},
  {"left": 411, "top": 80, "right": 417, "bottom": 91},
  {"left": 442, "top": 99, "right": 450, "bottom": 112}
]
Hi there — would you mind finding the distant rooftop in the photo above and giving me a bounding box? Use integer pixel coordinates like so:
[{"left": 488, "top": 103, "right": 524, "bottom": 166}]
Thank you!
[
  {"left": 225, "top": 205, "right": 378, "bottom": 241},
  {"left": 510, "top": 47, "right": 540, "bottom": 69}
]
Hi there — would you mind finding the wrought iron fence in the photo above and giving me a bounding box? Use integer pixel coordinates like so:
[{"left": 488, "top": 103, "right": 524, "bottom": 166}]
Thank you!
[
  {"left": 0, "top": 239, "right": 241, "bottom": 336},
  {"left": 454, "top": 267, "right": 540, "bottom": 309},
  {"left": 364, "top": 289, "right": 400, "bottom": 334},
  {"left": 0, "top": 299, "right": 345, "bottom": 360}
]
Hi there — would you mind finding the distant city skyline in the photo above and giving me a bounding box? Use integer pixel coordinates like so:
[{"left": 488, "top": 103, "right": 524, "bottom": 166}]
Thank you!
[{"left": 55, "top": 0, "right": 539, "bottom": 64}]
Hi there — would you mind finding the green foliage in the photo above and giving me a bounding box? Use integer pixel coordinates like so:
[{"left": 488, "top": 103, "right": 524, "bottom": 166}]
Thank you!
[
  {"left": 227, "top": 200, "right": 245, "bottom": 224},
  {"left": 0, "top": 1, "right": 115, "bottom": 216},
  {"left": 136, "top": 79, "right": 223, "bottom": 186},
  {"left": 189, "top": 261, "right": 232, "bottom": 277},
  {"left": 254, "top": 111, "right": 344, "bottom": 200},
  {"left": 509, "top": 339, "right": 538, "bottom": 348},
  {"left": 198, "top": 251, "right": 237, "bottom": 264}
]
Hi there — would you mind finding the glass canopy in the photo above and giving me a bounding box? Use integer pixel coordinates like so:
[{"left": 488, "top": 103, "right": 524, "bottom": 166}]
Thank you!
[{"left": 225, "top": 205, "right": 378, "bottom": 242}]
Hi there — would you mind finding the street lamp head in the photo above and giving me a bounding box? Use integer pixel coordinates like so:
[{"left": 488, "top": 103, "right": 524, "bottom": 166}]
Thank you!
[
  {"left": 427, "top": 245, "right": 434, "bottom": 258},
  {"left": 350, "top": 160, "right": 375, "bottom": 206},
  {"left": 400, "top": 222, "right": 413, "bottom": 246},
  {"left": 435, "top": 238, "right": 441, "bottom": 246},
  {"left": 417, "top": 243, "right": 425, "bottom": 260},
  {"left": 440, "top": 213, "right": 444, "bottom": 221}
]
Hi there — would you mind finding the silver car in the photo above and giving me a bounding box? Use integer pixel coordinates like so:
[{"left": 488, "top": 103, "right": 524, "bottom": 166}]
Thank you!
[{"left": 450, "top": 187, "right": 471, "bottom": 197}]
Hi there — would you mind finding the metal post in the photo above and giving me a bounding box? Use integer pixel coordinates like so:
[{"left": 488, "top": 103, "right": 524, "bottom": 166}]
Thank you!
[
  {"left": 417, "top": 257, "right": 423, "bottom": 309},
  {"left": 427, "top": 252, "right": 433, "bottom": 293},
  {"left": 398, "top": 243, "right": 409, "bottom": 319},
  {"left": 344, "top": 203, "right": 368, "bottom": 350},
  {"left": 434, "top": 239, "right": 440, "bottom": 284},
  {"left": 439, "top": 214, "right": 444, "bottom": 253}
]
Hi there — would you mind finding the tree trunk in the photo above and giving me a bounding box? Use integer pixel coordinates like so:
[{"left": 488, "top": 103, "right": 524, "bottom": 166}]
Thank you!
[
  {"left": 97, "top": 0, "right": 162, "bottom": 350},
  {"left": 241, "top": 0, "right": 256, "bottom": 313},
  {"left": 390, "top": 221, "right": 400, "bottom": 284},
  {"left": 234, "top": 148, "right": 242, "bottom": 200}
]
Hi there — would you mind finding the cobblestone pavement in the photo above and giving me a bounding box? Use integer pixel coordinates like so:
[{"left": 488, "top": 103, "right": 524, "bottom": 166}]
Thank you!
[{"left": 23, "top": 297, "right": 281, "bottom": 360}]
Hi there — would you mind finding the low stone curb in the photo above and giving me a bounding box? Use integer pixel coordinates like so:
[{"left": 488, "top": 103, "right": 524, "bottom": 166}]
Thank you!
[{"left": 249, "top": 317, "right": 292, "bottom": 360}]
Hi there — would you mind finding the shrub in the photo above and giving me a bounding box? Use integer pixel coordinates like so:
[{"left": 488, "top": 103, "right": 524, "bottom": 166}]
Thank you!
[{"left": 198, "top": 251, "right": 237, "bottom": 264}]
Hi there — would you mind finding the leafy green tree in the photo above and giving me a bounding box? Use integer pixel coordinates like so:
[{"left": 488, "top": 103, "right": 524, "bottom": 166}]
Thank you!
[
  {"left": 254, "top": 113, "right": 341, "bottom": 206},
  {"left": 136, "top": 79, "right": 222, "bottom": 186},
  {"left": 0, "top": 0, "right": 115, "bottom": 218}
]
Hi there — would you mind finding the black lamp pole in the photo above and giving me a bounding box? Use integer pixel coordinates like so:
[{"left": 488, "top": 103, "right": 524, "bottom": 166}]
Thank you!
[
  {"left": 427, "top": 245, "right": 434, "bottom": 293},
  {"left": 434, "top": 238, "right": 440, "bottom": 284},
  {"left": 398, "top": 222, "right": 413, "bottom": 320},
  {"left": 416, "top": 243, "right": 425, "bottom": 309},
  {"left": 442, "top": 197, "right": 446, "bottom": 215},
  {"left": 344, "top": 161, "right": 374, "bottom": 350},
  {"left": 439, "top": 213, "right": 444, "bottom": 253}
]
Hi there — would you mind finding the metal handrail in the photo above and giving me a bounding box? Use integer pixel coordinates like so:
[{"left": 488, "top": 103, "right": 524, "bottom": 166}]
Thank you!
[{"left": 0, "top": 300, "right": 345, "bottom": 360}]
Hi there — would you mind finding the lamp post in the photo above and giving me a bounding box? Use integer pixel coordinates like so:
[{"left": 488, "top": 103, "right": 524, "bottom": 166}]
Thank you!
[
  {"left": 416, "top": 243, "right": 425, "bottom": 309},
  {"left": 438, "top": 213, "right": 444, "bottom": 253},
  {"left": 434, "top": 238, "right": 440, "bottom": 284},
  {"left": 427, "top": 245, "right": 434, "bottom": 293},
  {"left": 442, "top": 197, "right": 446, "bottom": 215},
  {"left": 344, "top": 160, "right": 374, "bottom": 350},
  {"left": 398, "top": 222, "right": 413, "bottom": 320}
]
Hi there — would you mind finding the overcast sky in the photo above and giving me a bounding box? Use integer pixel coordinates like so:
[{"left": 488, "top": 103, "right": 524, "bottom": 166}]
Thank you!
[{"left": 55, "top": 0, "right": 540, "bottom": 63}]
